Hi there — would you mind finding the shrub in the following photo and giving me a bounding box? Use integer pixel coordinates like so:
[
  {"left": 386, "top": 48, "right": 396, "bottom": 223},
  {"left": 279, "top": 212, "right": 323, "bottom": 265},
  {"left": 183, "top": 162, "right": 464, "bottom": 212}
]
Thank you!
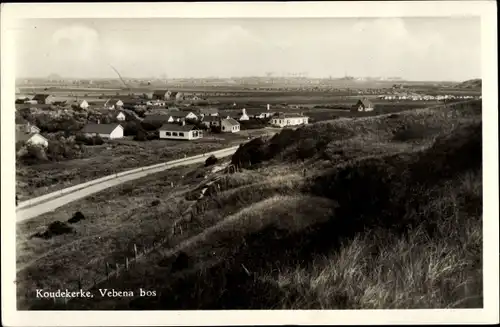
[
  {"left": 205, "top": 155, "right": 218, "bottom": 167},
  {"left": 68, "top": 211, "right": 85, "bottom": 224},
  {"left": 151, "top": 199, "right": 161, "bottom": 206},
  {"left": 392, "top": 123, "right": 431, "bottom": 142},
  {"left": 231, "top": 138, "right": 267, "bottom": 169},
  {"left": 44, "top": 136, "right": 85, "bottom": 161},
  {"left": 32, "top": 221, "right": 74, "bottom": 239},
  {"left": 75, "top": 134, "right": 105, "bottom": 146},
  {"left": 134, "top": 129, "right": 148, "bottom": 141},
  {"left": 297, "top": 138, "right": 318, "bottom": 160},
  {"left": 18, "top": 144, "right": 48, "bottom": 165},
  {"left": 124, "top": 121, "right": 142, "bottom": 136}
]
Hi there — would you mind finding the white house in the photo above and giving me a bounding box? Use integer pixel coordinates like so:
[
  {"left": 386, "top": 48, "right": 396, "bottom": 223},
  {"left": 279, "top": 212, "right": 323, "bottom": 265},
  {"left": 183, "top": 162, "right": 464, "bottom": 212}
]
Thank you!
[
  {"left": 221, "top": 118, "right": 240, "bottom": 133},
  {"left": 158, "top": 122, "right": 203, "bottom": 140},
  {"left": 352, "top": 99, "right": 375, "bottom": 112},
  {"left": 167, "top": 111, "right": 198, "bottom": 122},
  {"left": 116, "top": 112, "right": 126, "bottom": 121},
  {"left": 79, "top": 100, "right": 89, "bottom": 109},
  {"left": 104, "top": 99, "right": 124, "bottom": 110},
  {"left": 81, "top": 123, "right": 124, "bottom": 139},
  {"left": 271, "top": 113, "right": 309, "bottom": 128},
  {"left": 16, "top": 130, "right": 48, "bottom": 148},
  {"left": 239, "top": 108, "right": 250, "bottom": 121}
]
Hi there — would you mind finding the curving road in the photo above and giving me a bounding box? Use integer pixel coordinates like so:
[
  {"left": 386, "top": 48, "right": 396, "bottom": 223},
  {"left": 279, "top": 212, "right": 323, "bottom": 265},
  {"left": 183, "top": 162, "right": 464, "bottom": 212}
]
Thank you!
[{"left": 16, "top": 147, "right": 239, "bottom": 223}]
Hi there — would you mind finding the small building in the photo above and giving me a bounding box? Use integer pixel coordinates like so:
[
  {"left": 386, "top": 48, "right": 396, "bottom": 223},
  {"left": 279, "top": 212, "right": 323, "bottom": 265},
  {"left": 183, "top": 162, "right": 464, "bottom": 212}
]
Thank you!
[
  {"left": 81, "top": 123, "right": 124, "bottom": 139},
  {"left": 353, "top": 98, "right": 375, "bottom": 112},
  {"left": 158, "top": 122, "right": 203, "bottom": 140},
  {"left": 104, "top": 99, "right": 124, "bottom": 110},
  {"left": 271, "top": 113, "right": 309, "bottom": 128},
  {"left": 16, "top": 130, "right": 48, "bottom": 148},
  {"left": 200, "top": 115, "right": 221, "bottom": 128},
  {"left": 146, "top": 99, "right": 166, "bottom": 107},
  {"left": 167, "top": 111, "right": 198, "bottom": 123},
  {"left": 78, "top": 100, "right": 89, "bottom": 109},
  {"left": 152, "top": 90, "right": 169, "bottom": 100},
  {"left": 115, "top": 111, "right": 126, "bottom": 121},
  {"left": 220, "top": 118, "right": 240, "bottom": 133},
  {"left": 167, "top": 91, "right": 184, "bottom": 101},
  {"left": 32, "top": 94, "right": 55, "bottom": 105},
  {"left": 197, "top": 108, "right": 219, "bottom": 117},
  {"left": 142, "top": 91, "right": 154, "bottom": 100},
  {"left": 239, "top": 108, "right": 250, "bottom": 121}
]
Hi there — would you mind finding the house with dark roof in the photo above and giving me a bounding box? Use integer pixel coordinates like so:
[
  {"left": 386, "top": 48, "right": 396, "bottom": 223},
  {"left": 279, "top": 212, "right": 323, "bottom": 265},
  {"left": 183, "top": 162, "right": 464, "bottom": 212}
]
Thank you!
[
  {"left": 158, "top": 122, "right": 203, "bottom": 140},
  {"left": 167, "top": 91, "right": 184, "bottom": 101},
  {"left": 220, "top": 118, "right": 240, "bottom": 133},
  {"left": 200, "top": 115, "right": 221, "bottom": 128},
  {"left": 153, "top": 90, "right": 169, "bottom": 100},
  {"left": 32, "top": 94, "right": 55, "bottom": 105},
  {"left": 143, "top": 114, "right": 172, "bottom": 125},
  {"left": 352, "top": 98, "right": 375, "bottom": 112},
  {"left": 81, "top": 123, "right": 124, "bottom": 139},
  {"left": 270, "top": 113, "right": 309, "bottom": 128}
]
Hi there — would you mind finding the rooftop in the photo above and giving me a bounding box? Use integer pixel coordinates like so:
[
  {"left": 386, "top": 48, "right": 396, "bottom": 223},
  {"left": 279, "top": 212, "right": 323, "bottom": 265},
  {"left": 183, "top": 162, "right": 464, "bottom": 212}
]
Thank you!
[
  {"left": 158, "top": 123, "right": 198, "bottom": 132},
  {"left": 81, "top": 123, "right": 122, "bottom": 134}
]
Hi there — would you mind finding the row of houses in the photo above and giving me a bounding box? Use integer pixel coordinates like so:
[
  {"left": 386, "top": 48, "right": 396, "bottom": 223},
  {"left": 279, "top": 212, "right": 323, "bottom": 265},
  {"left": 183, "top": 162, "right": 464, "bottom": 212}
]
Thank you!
[{"left": 378, "top": 94, "right": 481, "bottom": 101}]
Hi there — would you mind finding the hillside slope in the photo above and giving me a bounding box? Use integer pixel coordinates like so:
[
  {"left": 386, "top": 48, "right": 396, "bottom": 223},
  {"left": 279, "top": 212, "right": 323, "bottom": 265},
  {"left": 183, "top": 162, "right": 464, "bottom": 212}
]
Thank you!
[{"left": 29, "top": 100, "right": 482, "bottom": 310}]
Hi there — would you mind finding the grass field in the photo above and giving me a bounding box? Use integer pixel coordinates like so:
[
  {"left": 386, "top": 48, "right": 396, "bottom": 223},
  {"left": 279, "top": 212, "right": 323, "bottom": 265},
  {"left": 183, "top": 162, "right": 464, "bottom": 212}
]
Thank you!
[
  {"left": 17, "top": 99, "right": 482, "bottom": 310},
  {"left": 16, "top": 128, "right": 276, "bottom": 201}
]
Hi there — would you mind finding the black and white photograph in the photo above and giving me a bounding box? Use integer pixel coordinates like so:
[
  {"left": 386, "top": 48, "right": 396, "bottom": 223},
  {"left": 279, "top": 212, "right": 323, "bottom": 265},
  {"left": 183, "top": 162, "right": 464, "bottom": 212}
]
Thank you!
[{"left": 1, "top": 1, "right": 498, "bottom": 325}]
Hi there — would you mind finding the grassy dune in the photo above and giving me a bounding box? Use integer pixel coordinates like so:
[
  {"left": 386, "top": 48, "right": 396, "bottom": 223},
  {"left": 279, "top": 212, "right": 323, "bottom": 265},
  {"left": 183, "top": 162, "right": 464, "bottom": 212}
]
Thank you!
[{"left": 20, "top": 100, "right": 482, "bottom": 310}]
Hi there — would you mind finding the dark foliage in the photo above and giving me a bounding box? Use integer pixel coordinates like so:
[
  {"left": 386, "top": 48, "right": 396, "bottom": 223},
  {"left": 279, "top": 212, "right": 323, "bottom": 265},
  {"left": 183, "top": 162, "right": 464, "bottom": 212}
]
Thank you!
[
  {"left": 68, "top": 211, "right": 85, "bottom": 224},
  {"left": 32, "top": 221, "right": 74, "bottom": 240},
  {"left": 205, "top": 155, "right": 218, "bottom": 167}
]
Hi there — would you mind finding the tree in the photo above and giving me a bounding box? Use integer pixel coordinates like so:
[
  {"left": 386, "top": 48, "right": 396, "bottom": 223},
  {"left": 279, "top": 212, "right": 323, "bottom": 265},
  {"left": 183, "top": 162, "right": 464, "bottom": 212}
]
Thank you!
[{"left": 134, "top": 129, "right": 147, "bottom": 141}]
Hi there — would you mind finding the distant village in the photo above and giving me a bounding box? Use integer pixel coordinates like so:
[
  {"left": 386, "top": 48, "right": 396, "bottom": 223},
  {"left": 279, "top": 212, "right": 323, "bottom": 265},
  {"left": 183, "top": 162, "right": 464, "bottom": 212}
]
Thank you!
[
  {"left": 14, "top": 85, "right": 481, "bottom": 151},
  {"left": 14, "top": 89, "right": 312, "bottom": 149}
]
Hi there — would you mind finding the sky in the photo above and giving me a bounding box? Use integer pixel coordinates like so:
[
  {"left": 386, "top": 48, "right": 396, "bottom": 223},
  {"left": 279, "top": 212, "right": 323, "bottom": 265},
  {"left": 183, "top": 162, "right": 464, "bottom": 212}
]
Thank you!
[{"left": 13, "top": 17, "right": 481, "bottom": 81}]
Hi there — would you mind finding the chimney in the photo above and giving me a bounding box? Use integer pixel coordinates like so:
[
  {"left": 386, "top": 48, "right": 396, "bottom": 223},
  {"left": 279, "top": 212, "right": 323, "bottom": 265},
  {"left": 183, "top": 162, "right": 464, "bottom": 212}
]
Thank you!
[
  {"left": 97, "top": 119, "right": 100, "bottom": 124},
  {"left": 182, "top": 119, "right": 186, "bottom": 126},
  {"left": 267, "top": 104, "right": 270, "bottom": 111},
  {"left": 25, "top": 122, "right": 30, "bottom": 133},
  {"left": 242, "top": 108, "right": 247, "bottom": 116}
]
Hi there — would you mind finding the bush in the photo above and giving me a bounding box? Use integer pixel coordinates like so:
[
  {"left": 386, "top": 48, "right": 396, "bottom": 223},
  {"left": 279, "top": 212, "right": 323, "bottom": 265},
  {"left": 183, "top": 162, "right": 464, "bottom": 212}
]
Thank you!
[
  {"left": 46, "top": 140, "right": 82, "bottom": 161},
  {"left": 239, "top": 118, "right": 270, "bottom": 130},
  {"left": 205, "top": 155, "right": 218, "bottom": 167},
  {"left": 18, "top": 144, "right": 48, "bottom": 165},
  {"left": 68, "top": 211, "right": 85, "bottom": 223},
  {"left": 124, "top": 121, "right": 142, "bottom": 136},
  {"left": 134, "top": 129, "right": 148, "bottom": 141},
  {"left": 151, "top": 199, "right": 161, "bottom": 206},
  {"left": 231, "top": 138, "right": 267, "bottom": 169},
  {"left": 32, "top": 221, "right": 74, "bottom": 239},
  {"left": 297, "top": 138, "right": 318, "bottom": 160},
  {"left": 75, "top": 134, "right": 105, "bottom": 146}
]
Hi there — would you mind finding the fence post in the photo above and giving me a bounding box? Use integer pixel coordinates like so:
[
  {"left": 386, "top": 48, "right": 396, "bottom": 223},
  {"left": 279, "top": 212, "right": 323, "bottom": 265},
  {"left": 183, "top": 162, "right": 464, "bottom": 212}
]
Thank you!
[{"left": 134, "top": 244, "right": 138, "bottom": 259}]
